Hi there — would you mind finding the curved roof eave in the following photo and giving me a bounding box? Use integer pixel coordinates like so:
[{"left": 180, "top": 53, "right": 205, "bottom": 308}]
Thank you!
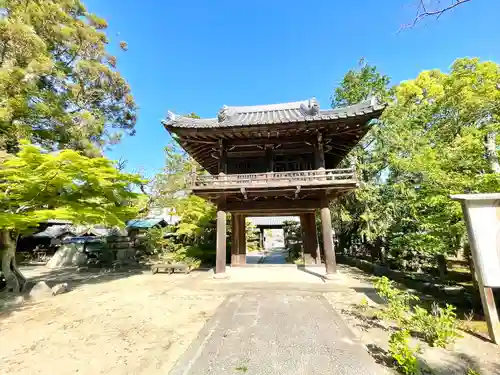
[{"left": 162, "top": 97, "right": 386, "bottom": 131}]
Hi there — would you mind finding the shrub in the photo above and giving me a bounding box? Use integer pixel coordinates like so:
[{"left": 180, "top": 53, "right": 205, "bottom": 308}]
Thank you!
[
  {"left": 410, "top": 303, "right": 461, "bottom": 348},
  {"left": 140, "top": 228, "right": 203, "bottom": 269},
  {"left": 170, "top": 245, "right": 202, "bottom": 269},
  {"left": 142, "top": 227, "right": 171, "bottom": 256},
  {"left": 388, "top": 329, "right": 420, "bottom": 375},
  {"left": 359, "top": 296, "right": 369, "bottom": 312},
  {"left": 374, "top": 276, "right": 418, "bottom": 324}
]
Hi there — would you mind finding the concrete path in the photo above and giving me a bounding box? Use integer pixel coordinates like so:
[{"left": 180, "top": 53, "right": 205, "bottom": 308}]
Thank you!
[
  {"left": 260, "top": 248, "right": 287, "bottom": 265},
  {"left": 246, "top": 253, "right": 263, "bottom": 264},
  {"left": 169, "top": 292, "right": 382, "bottom": 375}
]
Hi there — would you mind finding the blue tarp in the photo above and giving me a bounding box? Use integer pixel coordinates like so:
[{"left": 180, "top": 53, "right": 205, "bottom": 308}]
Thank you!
[
  {"left": 126, "top": 218, "right": 167, "bottom": 229},
  {"left": 61, "top": 236, "right": 105, "bottom": 244}
]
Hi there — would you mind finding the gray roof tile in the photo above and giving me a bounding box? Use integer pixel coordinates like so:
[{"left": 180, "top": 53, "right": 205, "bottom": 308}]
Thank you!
[{"left": 163, "top": 97, "right": 385, "bottom": 129}]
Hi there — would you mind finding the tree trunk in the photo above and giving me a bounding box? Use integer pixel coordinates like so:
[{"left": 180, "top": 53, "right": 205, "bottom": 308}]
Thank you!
[
  {"left": 375, "top": 237, "right": 387, "bottom": 265},
  {"left": 1, "top": 230, "right": 26, "bottom": 293},
  {"left": 485, "top": 132, "right": 500, "bottom": 173}
]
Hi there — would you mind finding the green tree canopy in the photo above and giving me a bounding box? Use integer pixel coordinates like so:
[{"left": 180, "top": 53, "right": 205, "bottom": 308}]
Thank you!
[
  {"left": 379, "top": 58, "right": 500, "bottom": 262},
  {"left": 331, "top": 59, "right": 391, "bottom": 108},
  {"left": 333, "top": 57, "right": 500, "bottom": 273},
  {"left": 148, "top": 113, "right": 202, "bottom": 211},
  {"left": 329, "top": 61, "right": 393, "bottom": 255},
  {"left": 0, "top": 142, "right": 142, "bottom": 292},
  {"left": 0, "top": 0, "right": 137, "bottom": 155}
]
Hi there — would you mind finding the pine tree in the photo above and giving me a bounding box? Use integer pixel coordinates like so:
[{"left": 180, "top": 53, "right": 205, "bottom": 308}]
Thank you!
[{"left": 0, "top": 0, "right": 137, "bottom": 155}]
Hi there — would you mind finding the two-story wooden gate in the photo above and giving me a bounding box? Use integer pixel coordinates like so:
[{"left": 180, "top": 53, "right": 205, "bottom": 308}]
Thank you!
[{"left": 163, "top": 97, "right": 385, "bottom": 277}]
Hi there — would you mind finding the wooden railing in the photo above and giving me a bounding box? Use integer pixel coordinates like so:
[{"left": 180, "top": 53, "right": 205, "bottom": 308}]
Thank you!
[{"left": 191, "top": 168, "right": 357, "bottom": 188}]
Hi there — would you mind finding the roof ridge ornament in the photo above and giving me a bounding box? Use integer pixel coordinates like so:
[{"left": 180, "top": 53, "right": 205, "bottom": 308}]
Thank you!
[
  {"left": 217, "top": 105, "right": 229, "bottom": 123},
  {"left": 299, "top": 97, "right": 320, "bottom": 116},
  {"left": 166, "top": 110, "right": 176, "bottom": 121}
]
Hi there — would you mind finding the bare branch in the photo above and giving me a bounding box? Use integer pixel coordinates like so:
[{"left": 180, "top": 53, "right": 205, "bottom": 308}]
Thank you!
[{"left": 402, "top": 0, "right": 472, "bottom": 30}]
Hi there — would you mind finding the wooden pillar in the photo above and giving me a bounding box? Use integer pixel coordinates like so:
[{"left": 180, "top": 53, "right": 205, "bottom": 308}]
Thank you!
[
  {"left": 305, "top": 212, "right": 320, "bottom": 264},
  {"left": 215, "top": 202, "right": 227, "bottom": 276},
  {"left": 259, "top": 227, "right": 264, "bottom": 250},
  {"left": 219, "top": 139, "right": 227, "bottom": 175},
  {"left": 314, "top": 132, "right": 325, "bottom": 170},
  {"left": 238, "top": 215, "right": 246, "bottom": 263},
  {"left": 265, "top": 146, "right": 274, "bottom": 172},
  {"left": 231, "top": 213, "right": 239, "bottom": 266},
  {"left": 320, "top": 196, "right": 336, "bottom": 274},
  {"left": 299, "top": 214, "right": 309, "bottom": 256},
  {"left": 459, "top": 200, "right": 500, "bottom": 344},
  {"left": 478, "top": 282, "right": 500, "bottom": 344}
]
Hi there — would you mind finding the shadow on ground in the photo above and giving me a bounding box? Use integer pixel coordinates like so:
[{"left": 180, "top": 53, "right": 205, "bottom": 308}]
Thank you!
[
  {"left": 459, "top": 327, "right": 493, "bottom": 343},
  {"left": 0, "top": 265, "right": 149, "bottom": 319},
  {"left": 296, "top": 264, "right": 327, "bottom": 281},
  {"left": 353, "top": 286, "right": 385, "bottom": 304},
  {"left": 365, "top": 344, "right": 394, "bottom": 368},
  {"left": 366, "top": 334, "right": 500, "bottom": 375},
  {"left": 366, "top": 343, "right": 500, "bottom": 375},
  {"left": 24, "top": 265, "right": 148, "bottom": 290},
  {"left": 339, "top": 302, "right": 391, "bottom": 333}
]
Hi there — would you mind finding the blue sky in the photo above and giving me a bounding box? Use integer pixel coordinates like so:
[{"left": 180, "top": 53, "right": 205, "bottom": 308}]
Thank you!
[{"left": 85, "top": 0, "right": 499, "bottom": 177}]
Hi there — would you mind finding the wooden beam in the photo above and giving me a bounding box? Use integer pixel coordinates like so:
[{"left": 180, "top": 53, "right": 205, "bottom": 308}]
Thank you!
[
  {"left": 225, "top": 199, "right": 320, "bottom": 212},
  {"left": 183, "top": 138, "right": 217, "bottom": 145},
  {"left": 227, "top": 147, "right": 314, "bottom": 158},
  {"left": 226, "top": 137, "right": 315, "bottom": 147}
]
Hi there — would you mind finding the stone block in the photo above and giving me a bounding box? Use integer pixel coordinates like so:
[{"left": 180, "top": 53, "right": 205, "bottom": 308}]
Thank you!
[
  {"left": 29, "top": 281, "right": 52, "bottom": 300},
  {"left": 51, "top": 283, "right": 69, "bottom": 296}
]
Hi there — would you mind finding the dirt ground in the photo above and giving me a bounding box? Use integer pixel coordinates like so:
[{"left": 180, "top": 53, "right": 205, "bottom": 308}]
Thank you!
[
  {"left": 0, "top": 269, "right": 225, "bottom": 375},
  {"left": 326, "top": 265, "right": 500, "bottom": 375},
  {"left": 0, "top": 264, "right": 326, "bottom": 375},
  {"left": 2, "top": 264, "right": 500, "bottom": 375}
]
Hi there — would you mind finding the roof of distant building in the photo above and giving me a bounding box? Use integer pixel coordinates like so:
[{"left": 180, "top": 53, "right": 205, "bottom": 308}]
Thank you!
[
  {"left": 44, "top": 219, "right": 73, "bottom": 225},
  {"left": 247, "top": 216, "right": 300, "bottom": 227},
  {"left": 33, "top": 225, "right": 75, "bottom": 239},
  {"left": 74, "top": 226, "right": 128, "bottom": 237}
]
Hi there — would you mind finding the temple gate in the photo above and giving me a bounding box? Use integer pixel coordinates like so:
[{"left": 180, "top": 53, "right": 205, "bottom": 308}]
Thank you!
[{"left": 163, "top": 97, "right": 385, "bottom": 277}]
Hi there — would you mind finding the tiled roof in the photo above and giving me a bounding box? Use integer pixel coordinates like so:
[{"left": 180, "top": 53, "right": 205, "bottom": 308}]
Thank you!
[
  {"left": 73, "top": 226, "right": 128, "bottom": 237},
  {"left": 163, "top": 97, "right": 385, "bottom": 129},
  {"left": 33, "top": 225, "right": 75, "bottom": 238},
  {"left": 247, "top": 216, "right": 300, "bottom": 227}
]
